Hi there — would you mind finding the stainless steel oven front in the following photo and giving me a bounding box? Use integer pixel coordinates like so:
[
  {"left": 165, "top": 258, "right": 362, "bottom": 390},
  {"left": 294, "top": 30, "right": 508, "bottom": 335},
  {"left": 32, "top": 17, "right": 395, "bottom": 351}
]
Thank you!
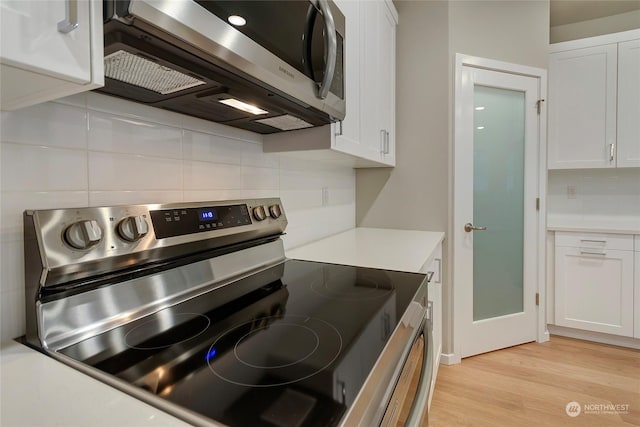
[{"left": 23, "top": 198, "right": 433, "bottom": 427}]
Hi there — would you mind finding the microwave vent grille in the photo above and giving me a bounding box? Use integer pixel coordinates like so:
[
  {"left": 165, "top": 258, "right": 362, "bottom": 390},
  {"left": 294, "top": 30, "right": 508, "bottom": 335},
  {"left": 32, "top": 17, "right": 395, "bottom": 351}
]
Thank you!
[{"left": 104, "top": 50, "right": 206, "bottom": 95}]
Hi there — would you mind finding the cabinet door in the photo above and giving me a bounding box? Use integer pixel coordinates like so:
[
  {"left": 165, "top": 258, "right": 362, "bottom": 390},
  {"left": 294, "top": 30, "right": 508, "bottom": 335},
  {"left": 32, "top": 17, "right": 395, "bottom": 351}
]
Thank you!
[
  {"left": 548, "top": 44, "right": 617, "bottom": 169},
  {"left": 377, "top": 0, "right": 396, "bottom": 166},
  {"left": 359, "top": 0, "right": 385, "bottom": 162},
  {"left": 555, "top": 247, "right": 634, "bottom": 336},
  {"left": 1, "top": 0, "right": 92, "bottom": 83},
  {"left": 617, "top": 39, "right": 640, "bottom": 168}
]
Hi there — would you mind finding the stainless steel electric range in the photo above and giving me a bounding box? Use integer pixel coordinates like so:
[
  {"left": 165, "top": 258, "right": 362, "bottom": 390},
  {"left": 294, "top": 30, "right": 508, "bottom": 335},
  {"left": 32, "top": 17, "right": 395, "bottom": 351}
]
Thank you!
[{"left": 23, "top": 198, "right": 432, "bottom": 426}]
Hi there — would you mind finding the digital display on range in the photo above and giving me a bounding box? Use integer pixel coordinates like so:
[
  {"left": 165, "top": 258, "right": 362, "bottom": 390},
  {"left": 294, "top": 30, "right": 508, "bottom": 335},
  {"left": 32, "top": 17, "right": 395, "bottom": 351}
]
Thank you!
[
  {"left": 150, "top": 204, "right": 252, "bottom": 239},
  {"left": 199, "top": 210, "right": 216, "bottom": 222}
]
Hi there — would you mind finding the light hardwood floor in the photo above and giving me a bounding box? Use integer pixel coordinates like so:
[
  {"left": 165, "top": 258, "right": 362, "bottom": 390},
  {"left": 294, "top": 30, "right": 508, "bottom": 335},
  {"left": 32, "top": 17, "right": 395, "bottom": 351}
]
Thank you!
[{"left": 429, "top": 336, "right": 640, "bottom": 426}]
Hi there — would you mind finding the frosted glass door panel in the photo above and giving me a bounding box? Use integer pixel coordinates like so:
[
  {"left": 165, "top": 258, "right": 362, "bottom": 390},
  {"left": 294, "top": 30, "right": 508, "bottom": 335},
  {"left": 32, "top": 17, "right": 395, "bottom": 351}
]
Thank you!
[{"left": 473, "top": 85, "right": 525, "bottom": 321}]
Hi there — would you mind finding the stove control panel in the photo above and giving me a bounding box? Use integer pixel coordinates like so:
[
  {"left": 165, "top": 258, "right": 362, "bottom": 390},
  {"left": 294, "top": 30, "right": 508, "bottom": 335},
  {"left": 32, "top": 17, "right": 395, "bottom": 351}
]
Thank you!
[
  {"left": 25, "top": 198, "right": 287, "bottom": 288},
  {"left": 150, "top": 203, "right": 253, "bottom": 239}
]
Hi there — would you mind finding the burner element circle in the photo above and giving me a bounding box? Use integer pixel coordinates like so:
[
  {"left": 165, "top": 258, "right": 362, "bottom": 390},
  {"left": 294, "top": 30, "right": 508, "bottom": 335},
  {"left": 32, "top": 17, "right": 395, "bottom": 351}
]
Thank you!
[
  {"left": 124, "top": 312, "right": 211, "bottom": 350},
  {"left": 207, "top": 315, "right": 342, "bottom": 387}
]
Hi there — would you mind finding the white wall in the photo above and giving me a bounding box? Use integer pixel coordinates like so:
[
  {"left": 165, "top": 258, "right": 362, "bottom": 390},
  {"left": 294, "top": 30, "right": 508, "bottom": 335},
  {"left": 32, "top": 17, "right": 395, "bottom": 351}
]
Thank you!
[
  {"left": 547, "top": 169, "right": 640, "bottom": 230},
  {"left": 0, "top": 93, "right": 355, "bottom": 343}
]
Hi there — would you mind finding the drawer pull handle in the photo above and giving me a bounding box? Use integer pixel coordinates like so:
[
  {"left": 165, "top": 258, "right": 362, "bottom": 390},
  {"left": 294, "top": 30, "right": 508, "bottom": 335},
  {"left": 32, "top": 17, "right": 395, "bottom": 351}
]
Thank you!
[
  {"left": 580, "top": 239, "right": 606, "bottom": 243},
  {"left": 580, "top": 250, "right": 606, "bottom": 256}
]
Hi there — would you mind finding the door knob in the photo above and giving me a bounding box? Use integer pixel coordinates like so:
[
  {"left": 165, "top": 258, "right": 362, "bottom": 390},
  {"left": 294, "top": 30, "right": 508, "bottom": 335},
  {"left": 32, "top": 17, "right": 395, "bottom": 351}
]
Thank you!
[{"left": 464, "top": 223, "right": 487, "bottom": 232}]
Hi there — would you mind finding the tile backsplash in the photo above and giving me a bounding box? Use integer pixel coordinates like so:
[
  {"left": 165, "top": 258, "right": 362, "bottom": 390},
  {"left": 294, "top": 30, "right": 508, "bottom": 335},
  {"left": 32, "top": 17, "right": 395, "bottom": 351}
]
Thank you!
[
  {"left": 0, "top": 93, "right": 355, "bottom": 342},
  {"left": 547, "top": 168, "right": 640, "bottom": 229}
]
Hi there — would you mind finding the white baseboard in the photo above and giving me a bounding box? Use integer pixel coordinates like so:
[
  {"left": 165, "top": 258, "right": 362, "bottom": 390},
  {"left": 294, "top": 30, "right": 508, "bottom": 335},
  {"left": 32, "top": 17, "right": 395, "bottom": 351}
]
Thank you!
[
  {"left": 440, "top": 353, "right": 461, "bottom": 365},
  {"left": 548, "top": 324, "right": 640, "bottom": 349}
]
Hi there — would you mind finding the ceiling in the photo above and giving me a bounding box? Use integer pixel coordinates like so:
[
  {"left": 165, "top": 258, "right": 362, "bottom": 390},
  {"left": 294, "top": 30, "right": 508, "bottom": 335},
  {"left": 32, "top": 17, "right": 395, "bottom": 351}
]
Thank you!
[{"left": 550, "top": 0, "right": 640, "bottom": 27}]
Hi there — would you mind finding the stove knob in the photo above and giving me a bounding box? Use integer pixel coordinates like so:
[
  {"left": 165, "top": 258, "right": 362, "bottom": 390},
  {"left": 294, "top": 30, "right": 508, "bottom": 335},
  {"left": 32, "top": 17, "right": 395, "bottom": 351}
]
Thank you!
[
  {"left": 117, "top": 216, "right": 149, "bottom": 242},
  {"left": 268, "top": 204, "right": 282, "bottom": 219},
  {"left": 252, "top": 205, "right": 267, "bottom": 221},
  {"left": 64, "top": 220, "right": 102, "bottom": 250}
]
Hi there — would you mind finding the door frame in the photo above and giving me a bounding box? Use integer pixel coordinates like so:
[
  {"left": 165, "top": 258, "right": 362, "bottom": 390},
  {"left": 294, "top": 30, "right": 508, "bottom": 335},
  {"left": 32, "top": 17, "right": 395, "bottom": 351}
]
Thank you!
[{"left": 449, "top": 54, "right": 548, "bottom": 364}]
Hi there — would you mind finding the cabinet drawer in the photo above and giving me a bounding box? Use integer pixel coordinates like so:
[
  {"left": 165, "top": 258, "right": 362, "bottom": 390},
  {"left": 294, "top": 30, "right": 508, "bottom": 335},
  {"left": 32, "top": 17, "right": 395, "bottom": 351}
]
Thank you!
[{"left": 555, "top": 232, "right": 633, "bottom": 251}]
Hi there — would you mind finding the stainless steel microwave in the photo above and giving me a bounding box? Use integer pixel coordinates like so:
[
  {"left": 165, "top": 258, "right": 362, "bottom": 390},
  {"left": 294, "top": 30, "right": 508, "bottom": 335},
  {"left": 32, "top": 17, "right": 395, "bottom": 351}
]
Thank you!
[{"left": 100, "top": 0, "right": 345, "bottom": 134}]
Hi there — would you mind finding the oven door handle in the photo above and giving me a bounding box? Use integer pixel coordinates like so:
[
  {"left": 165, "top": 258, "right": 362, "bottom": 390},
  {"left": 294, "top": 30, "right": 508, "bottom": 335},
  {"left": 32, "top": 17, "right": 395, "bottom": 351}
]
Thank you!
[{"left": 405, "top": 316, "right": 434, "bottom": 426}]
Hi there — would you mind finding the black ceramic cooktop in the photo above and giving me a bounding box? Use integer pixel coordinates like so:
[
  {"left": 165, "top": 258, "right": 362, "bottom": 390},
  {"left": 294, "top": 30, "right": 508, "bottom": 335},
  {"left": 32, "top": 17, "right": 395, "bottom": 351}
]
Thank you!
[{"left": 59, "top": 259, "right": 426, "bottom": 427}]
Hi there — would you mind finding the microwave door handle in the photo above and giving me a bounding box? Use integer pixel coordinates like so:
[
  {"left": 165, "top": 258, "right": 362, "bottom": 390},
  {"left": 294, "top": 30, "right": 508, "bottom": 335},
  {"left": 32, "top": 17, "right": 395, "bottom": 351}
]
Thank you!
[
  {"left": 303, "top": 4, "right": 317, "bottom": 79},
  {"left": 406, "top": 317, "right": 434, "bottom": 426},
  {"left": 317, "top": 0, "right": 337, "bottom": 99}
]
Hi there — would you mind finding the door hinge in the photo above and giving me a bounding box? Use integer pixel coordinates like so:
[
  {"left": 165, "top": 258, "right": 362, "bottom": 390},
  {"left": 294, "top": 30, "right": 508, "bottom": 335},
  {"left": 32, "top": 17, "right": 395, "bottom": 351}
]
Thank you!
[
  {"left": 536, "top": 197, "right": 540, "bottom": 211},
  {"left": 536, "top": 99, "right": 545, "bottom": 114},
  {"left": 535, "top": 293, "right": 540, "bottom": 306}
]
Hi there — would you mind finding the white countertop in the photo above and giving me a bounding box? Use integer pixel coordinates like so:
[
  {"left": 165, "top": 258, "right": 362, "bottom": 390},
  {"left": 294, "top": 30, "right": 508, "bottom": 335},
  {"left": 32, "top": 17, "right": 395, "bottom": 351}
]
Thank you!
[
  {"left": 547, "top": 216, "right": 640, "bottom": 235},
  {"left": 0, "top": 341, "right": 190, "bottom": 427},
  {"left": 286, "top": 227, "right": 445, "bottom": 273}
]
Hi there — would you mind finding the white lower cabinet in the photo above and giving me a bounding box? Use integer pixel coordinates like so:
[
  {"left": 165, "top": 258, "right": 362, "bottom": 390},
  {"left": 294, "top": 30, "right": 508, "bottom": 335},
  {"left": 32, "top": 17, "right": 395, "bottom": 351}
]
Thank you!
[
  {"left": 554, "top": 232, "right": 634, "bottom": 337},
  {"left": 426, "top": 242, "right": 442, "bottom": 408}
]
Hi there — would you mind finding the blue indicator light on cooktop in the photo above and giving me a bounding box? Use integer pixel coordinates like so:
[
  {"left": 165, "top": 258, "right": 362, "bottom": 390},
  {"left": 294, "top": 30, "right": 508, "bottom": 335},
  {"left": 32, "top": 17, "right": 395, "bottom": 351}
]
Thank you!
[{"left": 205, "top": 348, "right": 217, "bottom": 361}]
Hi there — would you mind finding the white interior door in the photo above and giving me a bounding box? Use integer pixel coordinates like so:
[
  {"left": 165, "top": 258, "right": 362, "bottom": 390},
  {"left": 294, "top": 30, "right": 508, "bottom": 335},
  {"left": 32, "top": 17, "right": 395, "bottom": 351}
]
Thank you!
[{"left": 454, "top": 62, "right": 541, "bottom": 359}]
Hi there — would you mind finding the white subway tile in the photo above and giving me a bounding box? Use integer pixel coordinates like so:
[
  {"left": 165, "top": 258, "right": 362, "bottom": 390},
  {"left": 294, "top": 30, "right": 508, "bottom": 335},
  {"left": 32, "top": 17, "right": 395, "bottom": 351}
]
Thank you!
[
  {"left": 0, "top": 288, "right": 25, "bottom": 342},
  {"left": 183, "top": 161, "right": 242, "bottom": 190},
  {"left": 242, "top": 189, "right": 280, "bottom": 199},
  {"left": 1, "top": 239, "right": 23, "bottom": 293},
  {"left": 280, "top": 169, "right": 324, "bottom": 190},
  {"left": 89, "top": 112, "right": 182, "bottom": 159},
  {"left": 1, "top": 143, "right": 88, "bottom": 192},
  {"left": 86, "top": 92, "right": 184, "bottom": 128},
  {"left": 1, "top": 103, "right": 87, "bottom": 150},
  {"left": 89, "top": 191, "right": 184, "bottom": 207},
  {"left": 182, "top": 130, "right": 243, "bottom": 165},
  {"left": 242, "top": 166, "right": 279, "bottom": 190},
  {"left": 183, "top": 190, "right": 245, "bottom": 202},
  {"left": 1, "top": 191, "right": 88, "bottom": 241},
  {"left": 280, "top": 189, "right": 322, "bottom": 210},
  {"left": 180, "top": 114, "right": 262, "bottom": 144},
  {"left": 53, "top": 93, "right": 88, "bottom": 108},
  {"left": 88, "top": 151, "right": 183, "bottom": 191},
  {"left": 241, "top": 142, "right": 280, "bottom": 168}
]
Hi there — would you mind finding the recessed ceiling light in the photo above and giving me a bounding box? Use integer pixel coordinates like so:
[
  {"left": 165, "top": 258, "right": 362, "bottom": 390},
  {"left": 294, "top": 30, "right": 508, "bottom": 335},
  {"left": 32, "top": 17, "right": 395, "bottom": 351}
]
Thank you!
[
  {"left": 219, "top": 98, "right": 268, "bottom": 115},
  {"left": 475, "top": 106, "right": 485, "bottom": 111},
  {"left": 476, "top": 126, "right": 485, "bottom": 130},
  {"left": 228, "top": 15, "right": 246, "bottom": 26}
]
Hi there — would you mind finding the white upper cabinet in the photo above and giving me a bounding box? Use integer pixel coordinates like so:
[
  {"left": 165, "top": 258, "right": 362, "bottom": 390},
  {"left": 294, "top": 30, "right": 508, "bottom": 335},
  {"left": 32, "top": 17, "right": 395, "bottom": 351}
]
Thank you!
[
  {"left": 617, "top": 39, "right": 640, "bottom": 168},
  {"left": 548, "top": 30, "right": 640, "bottom": 169},
  {"left": 0, "top": 0, "right": 104, "bottom": 110},
  {"left": 358, "top": 0, "right": 397, "bottom": 166},
  {"left": 264, "top": 0, "right": 397, "bottom": 168},
  {"left": 548, "top": 44, "right": 617, "bottom": 169}
]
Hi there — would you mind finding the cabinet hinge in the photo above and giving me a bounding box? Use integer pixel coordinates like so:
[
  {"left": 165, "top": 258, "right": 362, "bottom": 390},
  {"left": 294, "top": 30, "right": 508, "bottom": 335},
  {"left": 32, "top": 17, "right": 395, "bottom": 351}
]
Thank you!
[
  {"left": 535, "top": 293, "right": 540, "bottom": 306},
  {"left": 536, "top": 197, "right": 540, "bottom": 211},
  {"left": 536, "top": 99, "right": 545, "bottom": 115}
]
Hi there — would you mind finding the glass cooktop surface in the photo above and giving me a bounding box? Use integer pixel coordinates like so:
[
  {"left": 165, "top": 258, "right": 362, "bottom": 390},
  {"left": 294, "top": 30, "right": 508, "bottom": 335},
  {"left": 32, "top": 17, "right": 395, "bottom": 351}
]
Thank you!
[{"left": 59, "top": 259, "right": 426, "bottom": 427}]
